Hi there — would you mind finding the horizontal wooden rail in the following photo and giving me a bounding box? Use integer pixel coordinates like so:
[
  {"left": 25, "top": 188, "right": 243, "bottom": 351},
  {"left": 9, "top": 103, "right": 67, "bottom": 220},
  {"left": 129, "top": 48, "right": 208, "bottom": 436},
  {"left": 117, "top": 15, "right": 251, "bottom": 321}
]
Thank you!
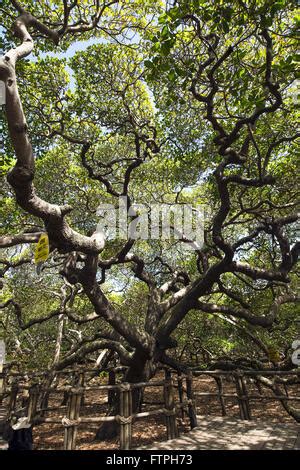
[
  {"left": 192, "top": 370, "right": 300, "bottom": 376},
  {"left": 194, "top": 392, "right": 300, "bottom": 401},
  {"left": 33, "top": 415, "right": 116, "bottom": 425}
]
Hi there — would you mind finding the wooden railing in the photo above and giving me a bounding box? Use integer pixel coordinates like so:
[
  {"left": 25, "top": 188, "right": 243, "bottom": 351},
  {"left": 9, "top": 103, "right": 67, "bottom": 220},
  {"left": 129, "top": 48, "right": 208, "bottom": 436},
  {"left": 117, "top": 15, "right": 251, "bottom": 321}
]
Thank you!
[
  {"left": 0, "top": 368, "right": 197, "bottom": 450},
  {"left": 191, "top": 369, "right": 300, "bottom": 421},
  {"left": 1, "top": 367, "right": 299, "bottom": 449}
]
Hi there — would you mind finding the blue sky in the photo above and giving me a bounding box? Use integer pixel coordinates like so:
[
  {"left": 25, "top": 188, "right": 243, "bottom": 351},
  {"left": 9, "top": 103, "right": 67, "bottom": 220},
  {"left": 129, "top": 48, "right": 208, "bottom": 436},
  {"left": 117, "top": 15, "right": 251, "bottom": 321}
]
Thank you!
[
  {"left": 37, "top": 37, "right": 106, "bottom": 89},
  {"left": 0, "top": 23, "right": 105, "bottom": 89}
]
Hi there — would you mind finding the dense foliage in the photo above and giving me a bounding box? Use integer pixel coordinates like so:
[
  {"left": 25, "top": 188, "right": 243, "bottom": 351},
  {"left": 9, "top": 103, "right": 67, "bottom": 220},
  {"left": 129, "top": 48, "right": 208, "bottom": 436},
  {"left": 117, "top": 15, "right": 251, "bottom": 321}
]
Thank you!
[{"left": 0, "top": 1, "right": 299, "bottom": 379}]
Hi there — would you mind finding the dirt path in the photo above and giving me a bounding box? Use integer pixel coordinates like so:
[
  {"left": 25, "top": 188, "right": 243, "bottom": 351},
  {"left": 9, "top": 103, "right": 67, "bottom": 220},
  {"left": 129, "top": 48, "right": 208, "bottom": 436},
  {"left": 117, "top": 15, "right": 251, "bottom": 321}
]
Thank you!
[{"left": 138, "top": 416, "right": 300, "bottom": 450}]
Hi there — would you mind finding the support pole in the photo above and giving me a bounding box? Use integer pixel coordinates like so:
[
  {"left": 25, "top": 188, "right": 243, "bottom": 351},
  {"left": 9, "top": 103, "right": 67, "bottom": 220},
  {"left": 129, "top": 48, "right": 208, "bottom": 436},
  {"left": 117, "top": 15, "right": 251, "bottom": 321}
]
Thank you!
[
  {"left": 215, "top": 376, "right": 226, "bottom": 416},
  {"left": 186, "top": 371, "right": 198, "bottom": 429},
  {"left": 119, "top": 383, "right": 132, "bottom": 450},
  {"left": 235, "top": 372, "right": 249, "bottom": 420},
  {"left": 164, "top": 370, "right": 178, "bottom": 440},
  {"left": 241, "top": 375, "right": 251, "bottom": 420},
  {"left": 27, "top": 384, "right": 39, "bottom": 423},
  {"left": 63, "top": 389, "right": 82, "bottom": 450},
  {"left": 177, "top": 372, "right": 185, "bottom": 418},
  {"left": 108, "top": 371, "right": 116, "bottom": 406},
  {"left": 8, "top": 379, "right": 18, "bottom": 419}
]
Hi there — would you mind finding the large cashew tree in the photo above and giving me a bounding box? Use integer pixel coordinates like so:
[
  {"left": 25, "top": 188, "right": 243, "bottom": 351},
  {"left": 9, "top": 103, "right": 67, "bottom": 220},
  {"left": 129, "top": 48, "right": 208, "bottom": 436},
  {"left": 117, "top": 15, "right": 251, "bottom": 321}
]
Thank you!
[{"left": 0, "top": 0, "right": 299, "bottom": 437}]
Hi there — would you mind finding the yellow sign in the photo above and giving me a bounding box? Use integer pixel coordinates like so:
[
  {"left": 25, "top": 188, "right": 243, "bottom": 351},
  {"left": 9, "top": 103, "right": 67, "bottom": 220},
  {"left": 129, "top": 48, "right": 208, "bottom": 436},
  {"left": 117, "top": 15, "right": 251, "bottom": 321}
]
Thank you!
[
  {"left": 34, "top": 233, "right": 50, "bottom": 264},
  {"left": 267, "top": 347, "right": 281, "bottom": 363}
]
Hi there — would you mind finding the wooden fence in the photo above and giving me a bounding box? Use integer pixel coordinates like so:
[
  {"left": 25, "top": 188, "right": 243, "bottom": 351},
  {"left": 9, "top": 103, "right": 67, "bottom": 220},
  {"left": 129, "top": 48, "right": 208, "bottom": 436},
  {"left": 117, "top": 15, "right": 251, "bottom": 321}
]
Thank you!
[
  {"left": 0, "top": 367, "right": 197, "bottom": 450},
  {"left": 191, "top": 369, "right": 300, "bottom": 421},
  {"left": 0, "top": 367, "right": 299, "bottom": 450}
]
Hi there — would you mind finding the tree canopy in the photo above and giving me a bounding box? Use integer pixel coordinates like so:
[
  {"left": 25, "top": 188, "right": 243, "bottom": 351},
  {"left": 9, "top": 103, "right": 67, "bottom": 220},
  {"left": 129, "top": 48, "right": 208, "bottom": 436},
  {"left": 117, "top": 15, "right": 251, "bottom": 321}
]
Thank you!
[{"left": 0, "top": 0, "right": 299, "bottom": 387}]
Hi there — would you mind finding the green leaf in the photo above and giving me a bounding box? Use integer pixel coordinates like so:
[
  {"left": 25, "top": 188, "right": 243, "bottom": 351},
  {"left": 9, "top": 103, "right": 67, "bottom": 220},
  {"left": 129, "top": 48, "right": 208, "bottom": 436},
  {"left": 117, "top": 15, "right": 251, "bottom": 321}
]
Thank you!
[
  {"left": 222, "top": 19, "right": 230, "bottom": 33},
  {"left": 144, "top": 60, "right": 153, "bottom": 69}
]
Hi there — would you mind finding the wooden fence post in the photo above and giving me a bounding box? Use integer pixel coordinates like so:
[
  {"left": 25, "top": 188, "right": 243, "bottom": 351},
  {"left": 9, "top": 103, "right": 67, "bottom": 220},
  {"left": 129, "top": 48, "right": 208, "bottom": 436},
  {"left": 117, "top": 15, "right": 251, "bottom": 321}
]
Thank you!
[
  {"left": 78, "top": 372, "right": 85, "bottom": 406},
  {"left": 8, "top": 379, "right": 18, "bottom": 418},
  {"left": 234, "top": 372, "right": 250, "bottom": 420},
  {"left": 235, "top": 372, "right": 245, "bottom": 419},
  {"left": 119, "top": 383, "right": 132, "bottom": 450},
  {"left": 163, "top": 373, "right": 178, "bottom": 440},
  {"left": 40, "top": 371, "right": 55, "bottom": 413},
  {"left": 177, "top": 372, "right": 185, "bottom": 419},
  {"left": 186, "top": 371, "right": 198, "bottom": 429},
  {"left": 108, "top": 371, "right": 116, "bottom": 406},
  {"left": 63, "top": 388, "right": 82, "bottom": 450},
  {"left": 255, "top": 377, "right": 263, "bottom": 395},
  {"left": 241, "top": 375, "right": 251, "bottom": 420},
  {"left": 27, "top": 384, "right": 40, "bottom": 422},
  {"left": 215, "top": 376, "right": 226, "bottom": 416}
]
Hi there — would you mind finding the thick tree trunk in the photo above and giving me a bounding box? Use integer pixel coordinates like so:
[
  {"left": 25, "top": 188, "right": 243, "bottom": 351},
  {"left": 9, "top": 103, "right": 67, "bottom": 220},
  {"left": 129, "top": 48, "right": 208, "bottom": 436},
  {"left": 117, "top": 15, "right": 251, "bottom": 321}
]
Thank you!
[{"left": 94, "top": 350, "right": 156, "bottom": 441}]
